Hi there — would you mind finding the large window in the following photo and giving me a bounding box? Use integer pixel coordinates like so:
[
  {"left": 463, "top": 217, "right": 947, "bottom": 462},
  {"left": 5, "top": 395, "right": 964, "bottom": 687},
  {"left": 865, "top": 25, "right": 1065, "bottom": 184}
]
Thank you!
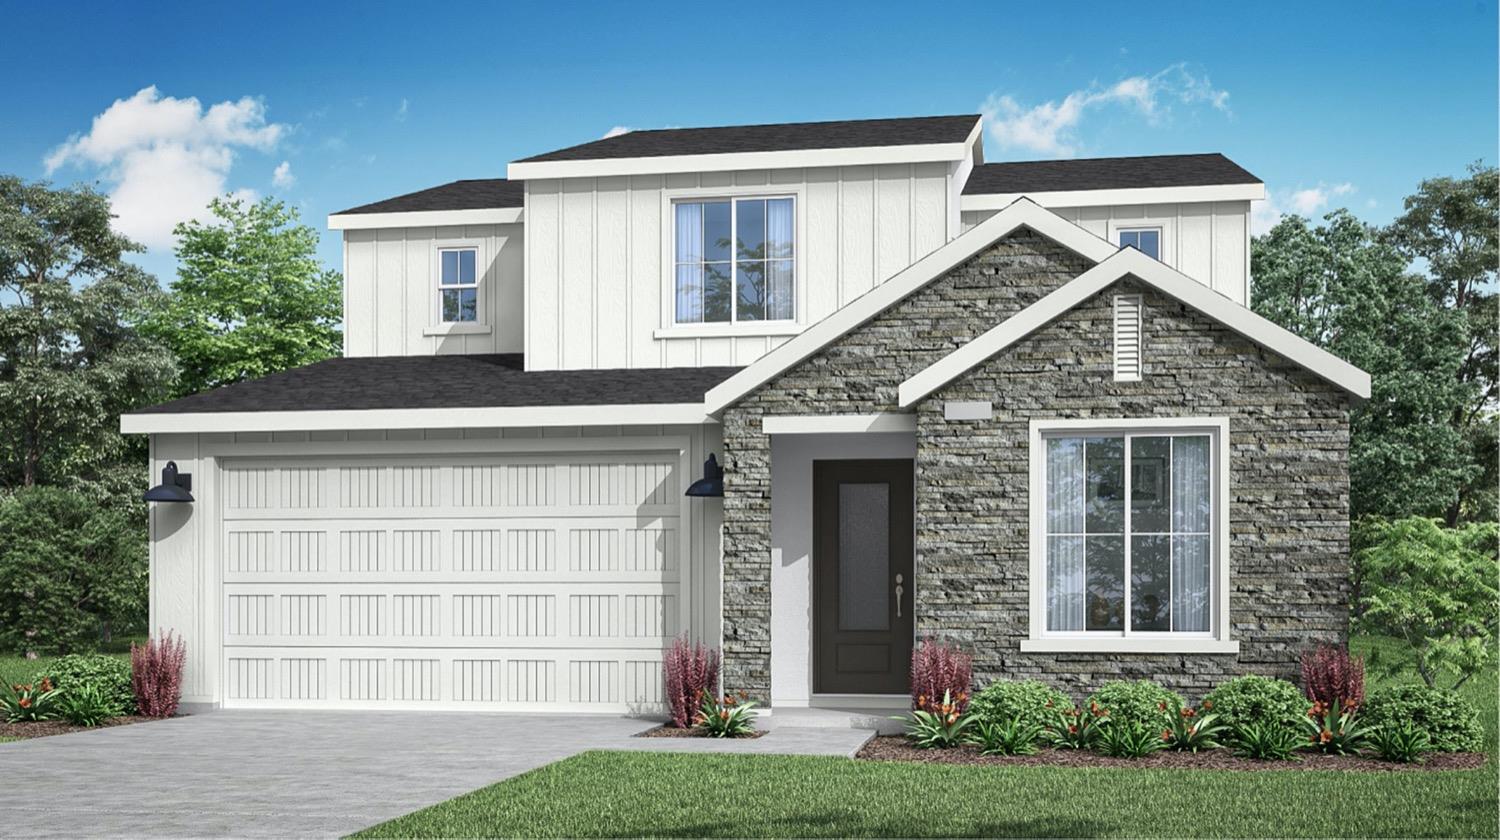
[
  {"left": 674, "top": 197, "right": 794, "bottom": 324},
  {"left": 438, "top": 247, "right": 478, "bottom": 323},
  {"left": 1039, "top": 428, "right": 1218, "bottom": 639}
]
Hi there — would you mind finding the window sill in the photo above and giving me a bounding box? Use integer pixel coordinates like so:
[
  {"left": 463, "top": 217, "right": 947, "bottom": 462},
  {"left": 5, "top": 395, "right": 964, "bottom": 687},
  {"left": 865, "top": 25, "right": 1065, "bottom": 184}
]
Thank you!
[
  {"left": 653, "top": 323, "right": 801, "bottom": 340},
  {"left": 423, "top": 323, "right": 492, "bottom": 337},
  {"left": 1020, "top": 638, "right": 1240, "bottom": 655}
]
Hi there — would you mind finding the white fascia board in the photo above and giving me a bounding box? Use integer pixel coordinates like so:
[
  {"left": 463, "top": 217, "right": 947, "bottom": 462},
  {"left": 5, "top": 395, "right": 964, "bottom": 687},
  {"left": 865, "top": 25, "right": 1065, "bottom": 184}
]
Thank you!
[
  {"left": 761, "top": 413, "right": 917, "bottom": 435},
  {"left": 960, "top": 182, "right": 1265, "bottom": 212},
  {"left": 121, "top": 403, "right": 715, "bottom": 435},
  {"left": 704, "top": 198, "right": 1118, "bottom": 415},
  {"left": 507, "top": 141, "right": 973, "bottom": 181},
  {"left": 897, "top": 248, "right": 1372, "bottom": 407},
  {"left": 328, "top": 207, "right": 524, "bottom": 230},
  {"left": 1019, "top": 637, "right": 1240, "bottom": 654}
]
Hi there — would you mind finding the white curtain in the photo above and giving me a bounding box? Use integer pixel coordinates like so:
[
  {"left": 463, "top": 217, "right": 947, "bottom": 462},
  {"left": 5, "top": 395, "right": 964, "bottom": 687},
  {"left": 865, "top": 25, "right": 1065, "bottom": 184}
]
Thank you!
[
  {"left": 1046, "top": 438, "right": 1086, "bottom": 631},
  {"left": 674, "top": 203, "right": 703, "bottom": 322},
  {"left": 765, "top": 198, "right": 794, "bottom": 319},
  {"left": 1171, "top": 435, "right": 1212, "bottom": 632}
]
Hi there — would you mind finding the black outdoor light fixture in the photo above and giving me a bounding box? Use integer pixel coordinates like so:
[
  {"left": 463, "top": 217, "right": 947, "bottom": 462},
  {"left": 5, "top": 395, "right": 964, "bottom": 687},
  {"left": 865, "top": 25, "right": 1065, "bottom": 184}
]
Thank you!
[
  {"left": 143, "top": 461, "right": 194, "bottom": 503},
  {"left": 684, "top": 453, "right": 724, "bottom": 498}
]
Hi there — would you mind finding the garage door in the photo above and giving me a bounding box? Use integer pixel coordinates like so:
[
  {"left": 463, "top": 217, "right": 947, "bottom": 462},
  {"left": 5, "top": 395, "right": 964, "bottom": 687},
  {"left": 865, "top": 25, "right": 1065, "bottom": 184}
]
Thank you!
[{"left": 217, "top": 450, "right": 684, "bottom": 711}]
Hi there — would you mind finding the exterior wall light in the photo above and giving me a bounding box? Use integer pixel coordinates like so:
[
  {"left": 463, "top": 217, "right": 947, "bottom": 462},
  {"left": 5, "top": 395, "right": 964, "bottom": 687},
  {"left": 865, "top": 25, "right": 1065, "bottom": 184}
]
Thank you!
[
  {"left": 144, "top": 461, "right": 194, "bottom": 503},
  {"left": 684, "top": 454, "right": 724, "bottom": 498}
]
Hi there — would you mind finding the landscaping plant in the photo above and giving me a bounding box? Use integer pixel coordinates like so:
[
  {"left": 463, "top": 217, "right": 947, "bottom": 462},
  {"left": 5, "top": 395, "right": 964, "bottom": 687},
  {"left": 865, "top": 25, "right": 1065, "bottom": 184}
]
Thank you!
[
  {"left": 1163, "top": 700, "right": 1227, "bottom": 752},
  {"left": 1202, "top": 675, "right": 1307, "bottom": 732},
  {"left": 1231, "top": 721, "right": 1305, "bottom": 761},
  {"left": 966, "top": 678, "right": 1072, "bottom": 730},
  {"left": 1301, "top": 700, "right": 1373, "bottom": 755},
  {"left": 131, "top": 631, "right": 186, "bottom": 717},
  {"left": 1300, "top": 644, "right": 1366, "bottom": 709},
  {"left": 663, "top": 636, "right": 719, "bottom": 728},
  {"left": 694, "top": 690, "right": 758, "bottom": 738},
  {"left": 1044, "top": 703, "right": 1107, "bottom": 750},
  {"left": 967, "top": 715, "right": 1043, "bottom": 757},
  {"left": 2, "top": 678, "right": 63, "bottom": 722},
  {"left": 1370, "top": 720, "right": 1434, "bottom": 764},
  {"left": 1097, "top": 721, "right": 1166, "bottom": 759},
  {"left": 909, "top": 639, "right": 972, "bottom": 715},
  {"left": 57, "top": 683, "right": 117, "bottom": 727},
  {"left": 898, "top": 690, "right": 975, "bottom": 749},
  {"left": 44, "top": 653, "right": 134, "bottom": 718},
  {"left": 1085, "top": 680, "right": 1182, "bottom": 730},
  {"left": 1360, "top": 683, "right": 1484, "bottom": 752}
]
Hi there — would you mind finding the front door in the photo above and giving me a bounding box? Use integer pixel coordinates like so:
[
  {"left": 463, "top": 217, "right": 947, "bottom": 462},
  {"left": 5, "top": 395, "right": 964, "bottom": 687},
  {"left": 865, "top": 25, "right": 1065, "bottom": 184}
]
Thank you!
[{"left": 813, "top": 459, "right": 915, "bottom": 694}]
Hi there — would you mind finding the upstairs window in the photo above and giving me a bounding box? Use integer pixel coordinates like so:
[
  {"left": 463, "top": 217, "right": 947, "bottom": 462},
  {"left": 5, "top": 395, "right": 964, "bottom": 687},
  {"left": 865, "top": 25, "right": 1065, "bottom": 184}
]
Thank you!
[
  {"left": 1118, "top": 228, "right": 1161, "bottom": 260},
  {"left": 674, "top": 197, "right": 794, "bottom": 324},
  {"left": 438, "top": 247, "right": 478, "bottom": 322}
]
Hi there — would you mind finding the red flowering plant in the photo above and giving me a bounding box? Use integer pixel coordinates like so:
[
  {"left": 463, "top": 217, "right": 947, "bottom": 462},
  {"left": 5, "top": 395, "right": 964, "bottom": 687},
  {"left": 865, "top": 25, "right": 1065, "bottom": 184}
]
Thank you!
[
  {"left": 694, "top": 689, "right": 758, "bottom": 738},
  {"left": 664, "top": 636, "right": 719, "bottom": 728},
  {"left": 909, "top": 638, "right": 972, "bottom": 715},
  {"left": 3, "top": 677, "right": 63, "bottom": 722},
  {"left": 1300, "top": 645, "right": 1365, "bottom": 710},
  {"left": 896, "top": 689, "right": 976, "bottom": 748},
  {"left": 1163, "top": 699, "right": 1228, "bottom": 752},
  {"left": 1301, "top": 698, "right": 1373, "bottom": 755},
  {"left": 131, "top": 631, "right": 187, "bottom": 718},
  {"left": 1045, "top": 700, "right": 1109, "bottom": 749}
]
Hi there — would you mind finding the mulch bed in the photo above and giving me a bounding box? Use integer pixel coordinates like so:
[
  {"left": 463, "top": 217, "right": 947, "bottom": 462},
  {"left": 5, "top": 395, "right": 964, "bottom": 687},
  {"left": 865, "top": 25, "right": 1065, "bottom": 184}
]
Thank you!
[
  {"left": 857, "top": 735, "right": 1488, "bottom": 772},
  {"left": 636, "top": 724, "right": 766, "bottom": 739},
  {"left": 0, "top": 715, "right": 168, "bottom": 743}
]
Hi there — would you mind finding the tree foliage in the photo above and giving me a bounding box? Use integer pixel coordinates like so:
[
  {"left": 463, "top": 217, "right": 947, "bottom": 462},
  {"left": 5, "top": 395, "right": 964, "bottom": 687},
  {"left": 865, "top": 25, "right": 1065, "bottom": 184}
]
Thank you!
[{"left": 144, "top": 196, "right": 341, "bottom": 398}]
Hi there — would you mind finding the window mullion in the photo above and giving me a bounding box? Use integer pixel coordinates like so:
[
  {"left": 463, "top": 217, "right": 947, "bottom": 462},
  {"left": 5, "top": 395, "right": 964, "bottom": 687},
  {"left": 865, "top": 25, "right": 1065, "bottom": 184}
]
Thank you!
[
  {"left": 1168, "top": 435, "right": 1176, "bottom": 633},
  {"left": 1123, "top": 433, "right": 1132, "bottom": 638},
  {"left": 729, "top": 199, "right": 738, "bottom": 324}
]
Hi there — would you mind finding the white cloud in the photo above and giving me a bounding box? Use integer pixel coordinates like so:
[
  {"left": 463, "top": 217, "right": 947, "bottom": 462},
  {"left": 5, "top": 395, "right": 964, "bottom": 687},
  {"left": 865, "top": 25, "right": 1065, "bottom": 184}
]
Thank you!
[
  {"left": 602, "top": 125, "right": 632, "bottom": 139},
  {"left": 272, "top": 160, "right": 295, "bottom": 189},
  {"left": 44, "top": 86, "right": 286, "bottom": 249},
  {"left": 396, "top": 98, "right": 409, "bottom": 122},
  {"left": 1251, "top": 182, "right": 1357, "bottom": 235},
  {"left": 979, "top": 63, "right": 1229, "bottom": 157}
]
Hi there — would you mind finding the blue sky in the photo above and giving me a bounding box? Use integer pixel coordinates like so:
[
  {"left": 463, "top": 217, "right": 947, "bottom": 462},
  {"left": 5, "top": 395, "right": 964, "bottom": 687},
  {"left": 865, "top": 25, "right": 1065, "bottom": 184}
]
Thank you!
[{"left": 2, "top": 0, "right": 1494, "bottom": 282}]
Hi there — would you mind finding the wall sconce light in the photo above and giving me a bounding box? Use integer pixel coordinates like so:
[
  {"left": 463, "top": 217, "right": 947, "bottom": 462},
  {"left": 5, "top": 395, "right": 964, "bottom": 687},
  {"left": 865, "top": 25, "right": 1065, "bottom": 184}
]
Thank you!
[
  {"left": 143, "top": 461, "right": 194, "bottom": 503},
  {"left": 684, "top": 454, "right": 724, "bottom": 498}
]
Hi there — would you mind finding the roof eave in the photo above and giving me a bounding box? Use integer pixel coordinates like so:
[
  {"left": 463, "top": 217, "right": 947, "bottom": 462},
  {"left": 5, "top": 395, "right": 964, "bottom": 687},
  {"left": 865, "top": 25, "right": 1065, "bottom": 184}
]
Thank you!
[
  {"left": 329, "top": 206, "right": 524, "bottom": 230},
  {"left": 507, "top": 138, "right": 976, "bottom": 181},
  {"left": 122, "top": 402, "right": 718, "bottom": 435},
  {"left": 961, "top": 182, "right": 1265, "bottom": 211}
]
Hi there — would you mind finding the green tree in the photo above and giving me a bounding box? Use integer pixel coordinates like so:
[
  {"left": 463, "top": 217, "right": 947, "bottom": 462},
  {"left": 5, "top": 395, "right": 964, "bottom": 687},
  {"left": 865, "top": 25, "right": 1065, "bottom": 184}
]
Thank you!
[
  {"left": 1353, "top": 517, "right": 1499, "bottom": 689},
  {"left": 1386, "top": 163, "right": 1498, "bottom": 524},
  {"left": 0, "top": 486, "right": 147, "bottom": 656},
  {"left": 1252, "top": 209, "right": 1474, "bottom": 520},
  {"left": 0, "top": 176, "right": 176, "bottom": 492},
  {"left": 146, "top": 196, "right": 342, "bottom": 398}
]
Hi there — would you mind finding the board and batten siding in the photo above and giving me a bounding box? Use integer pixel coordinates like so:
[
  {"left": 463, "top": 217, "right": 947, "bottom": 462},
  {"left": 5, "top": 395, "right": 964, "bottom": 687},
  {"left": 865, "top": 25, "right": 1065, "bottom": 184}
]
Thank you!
[
  {"left": 342, "top": 223, "right": 524, "bottom": 357},
  {"left": 524, "top": 164, "right": 953, "bottom": 370},
  {"left": 962, "top": 201, "right": 1252, "bottom": 305}
]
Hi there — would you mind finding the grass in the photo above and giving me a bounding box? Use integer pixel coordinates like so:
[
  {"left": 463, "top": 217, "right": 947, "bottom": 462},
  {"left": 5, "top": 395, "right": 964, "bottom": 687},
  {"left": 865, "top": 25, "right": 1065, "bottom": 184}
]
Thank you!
[{"left": 355, "top": 636, "right": 1499, "bottom": 839}]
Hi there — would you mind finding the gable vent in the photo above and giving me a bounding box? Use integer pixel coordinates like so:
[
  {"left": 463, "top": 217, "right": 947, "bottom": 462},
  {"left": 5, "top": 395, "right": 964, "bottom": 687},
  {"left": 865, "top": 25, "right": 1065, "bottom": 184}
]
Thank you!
[{"left": 1113, "top": 295, "right": 1142, "bottom": 381}]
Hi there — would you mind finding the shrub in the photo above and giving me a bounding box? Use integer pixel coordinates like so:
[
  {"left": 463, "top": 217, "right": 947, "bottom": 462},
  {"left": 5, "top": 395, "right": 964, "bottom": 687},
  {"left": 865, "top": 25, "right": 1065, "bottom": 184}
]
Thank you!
[
  {"left": 968, "top": 715, "right": 1044, "bottom": 756},
  {"left": 43, "top": 653, "right": 133, "bottom": 718},
  {"left": 1301, "top": 645, "right": 1366, "bottom": 708},
  {"left": 1085, "top": 680, "right": 1183, "bottom": 730},
  {"left": 57, "top": 684, "right": 117, "bottom": 727},
  {"left": 694, "top": 690, "right": 758, "bottom": 738},
  {"left": 1203, "top": 675, "right": 1307, "bottom": 731},
  {"left": 1361, "top": 684, "right": 1484, "bottom": 752},
  {"left": 1301, "top": 700, "right": 1373, "bottom": 755},
  {"left": 1164, "top": 701, "right": 1228, "bottom": 752},
  {"left": 131, "top": 631, "right": 186, "bottom": 718},
  {"left": 1371, "top": 720, "right": 1433, "bottom": 764},
  {"left": 2, "top": 678, "right": 63, "bottom": 722},
  {"left": 1097, "top": 721, "right": 1167, "bottom": 759},
  {"left": 663, "top": 637, "right": 719, "bottom": 728},
  {"left": 967, "top": 679, "right": 1072, "bottom": 730},
  {"left": 1232, "top": 721, "right": 1304, "bottom": 761},
  {"left": 1044, "top": 704, "right": 1107, "bottom": 750},
  {"left": 910, "top": 639, "right": 972, "bottom": 714},
  {"left": 898, "top": 690, "right": 975, "bottom": 749}
]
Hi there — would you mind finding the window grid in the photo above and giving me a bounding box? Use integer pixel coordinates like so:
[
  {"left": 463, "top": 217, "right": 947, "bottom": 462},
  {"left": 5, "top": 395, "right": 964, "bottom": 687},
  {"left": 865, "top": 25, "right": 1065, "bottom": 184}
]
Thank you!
[
  {"left": 437, "top": 247, "right": 479, "bottom": 323},
  {"left": 1118, "top": 227, "right": 1162, "bottom": 261},
  {"left": 673, "top": 196, "right": 794, "bottom": 325}
]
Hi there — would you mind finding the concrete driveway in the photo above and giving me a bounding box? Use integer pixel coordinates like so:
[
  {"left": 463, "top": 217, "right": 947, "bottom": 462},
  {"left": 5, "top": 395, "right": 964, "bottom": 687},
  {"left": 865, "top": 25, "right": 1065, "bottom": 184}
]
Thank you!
[{"left": 0, "top": 710, "right": 654, "bottom": 838}]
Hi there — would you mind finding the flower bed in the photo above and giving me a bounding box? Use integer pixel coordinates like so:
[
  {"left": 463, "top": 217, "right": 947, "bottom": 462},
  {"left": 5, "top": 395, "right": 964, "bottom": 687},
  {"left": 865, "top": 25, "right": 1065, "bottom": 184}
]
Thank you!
[
  {"left": 857, "top": 735, "right": 1487, "bottom": 772},
  {"left": 0, "top": 714, "right": 166, "bottom": 743},
  {"left": 636, "top": 724, "right": 766, "bottom": 739}
]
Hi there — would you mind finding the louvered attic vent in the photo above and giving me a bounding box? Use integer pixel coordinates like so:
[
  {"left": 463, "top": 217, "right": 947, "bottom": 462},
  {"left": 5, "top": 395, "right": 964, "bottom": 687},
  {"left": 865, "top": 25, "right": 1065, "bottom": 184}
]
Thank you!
[{"left": 1113, "top": 294, "right": 1142, "bottom": 381}]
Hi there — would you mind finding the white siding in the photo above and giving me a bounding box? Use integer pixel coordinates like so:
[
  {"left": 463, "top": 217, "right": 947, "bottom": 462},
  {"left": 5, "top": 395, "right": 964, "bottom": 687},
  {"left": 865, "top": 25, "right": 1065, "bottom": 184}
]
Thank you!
[
  {"left": 961, "top": 200, "right": 1252, "bottom": 305},
  {"left": 524, "top": 164, "right": 953, "bottom": 370},
  {"left": 342, "top": 223, "right": 524, "bottom": 356}
]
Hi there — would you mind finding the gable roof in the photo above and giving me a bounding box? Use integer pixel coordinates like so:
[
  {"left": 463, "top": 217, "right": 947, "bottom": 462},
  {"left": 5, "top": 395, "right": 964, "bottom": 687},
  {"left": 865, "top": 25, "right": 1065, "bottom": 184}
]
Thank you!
[
  {"left": 335, "top": 179, "right": 523, "bottom": 215},
  {"left": 962, "top": 153, "right": 1261, "bottom": 195},
  {"left": 516, "top": 115, "right": 981, "bottom": 163},
  {"left": 897, "top": 247, "right": 1371, "bottom": 406},
  {"left": 702, "top": 198, "right": 1120, "bottom": 414}
]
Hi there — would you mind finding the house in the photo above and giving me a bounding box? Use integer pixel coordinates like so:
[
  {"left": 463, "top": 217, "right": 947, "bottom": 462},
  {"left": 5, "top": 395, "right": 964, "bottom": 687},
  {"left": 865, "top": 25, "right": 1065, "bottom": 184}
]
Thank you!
[{"left": 122, "top": 114, "right": 1369, "bottom": 713}]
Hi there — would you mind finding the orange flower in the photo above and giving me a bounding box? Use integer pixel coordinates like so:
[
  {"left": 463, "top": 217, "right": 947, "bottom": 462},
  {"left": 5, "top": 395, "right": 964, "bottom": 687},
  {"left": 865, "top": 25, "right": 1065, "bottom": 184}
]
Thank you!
[
  {"left": 917, "top": 694, "right": 927, "bottom": 708},
  {"left": 1320, "top": 729, "right": 1333, "bottom": 744},
  {"left": 1180, "top": 707, "right": 1195, "bottom": 718},
  {"left": 1161, "top": 729, "right": 1173, "bottom": 742},
  {"left": 1202, "top": 700, "right": 1213, "bottom": 710},
  {"left": 18, "top": 697, "right": 31, "bottom": 709},
  {"left": 1045, "top": 700, "right": 1054, "bottom": 708},
  {"left": 720, "top": 709, "right": 730, "bottom": 721},
  {"left": 39, "top": 678, "right": 52, "bottom": 692},
  {"left": 1342, "top": 698, "right": 1358, "bottom": 711},
  {"left": 1157, "top": 702, "right": 1167, "bottom": 711},
  {"left": 946, "top": 713, "right": 958, "bottom": 725},
  {"left": 1067, "top": 724, "right": 1078, "bottom": 734}
]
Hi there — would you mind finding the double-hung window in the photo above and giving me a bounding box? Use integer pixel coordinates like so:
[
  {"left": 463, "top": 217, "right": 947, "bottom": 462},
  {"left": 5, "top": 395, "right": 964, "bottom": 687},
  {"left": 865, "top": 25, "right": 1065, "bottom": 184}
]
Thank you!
[
  {"left": 438, "top": 247, "right": 478, "bottom": 323},
  {"left": 1032, "top": 420, "right": 1228, "bottom": 649},
  {"left": 1118, "top": 228, "right": 1162, "bottom": 260},
  {"left": 674, "top": 197, "right": 794, "bottom": 324}
]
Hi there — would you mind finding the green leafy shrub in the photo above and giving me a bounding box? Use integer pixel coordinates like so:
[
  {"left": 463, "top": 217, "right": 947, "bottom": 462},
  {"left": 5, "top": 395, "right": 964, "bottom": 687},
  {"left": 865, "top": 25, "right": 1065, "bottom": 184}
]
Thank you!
[
  {"left": 1371, "top": 720, "right": 1434, "bottom": 764},
  {"left": 57, "top": 684, "right": 116, "bottom": 727},
  {"left": 1085, "top": 680, "right": 1183, "bottom": 730},
  {"left": 1164, "top": 701, "right": 1228, "bottom": 752},
  {"left": 1361, "top": 684, "right": 1484, "bottom": 752},
  {"left": 1044, "top": 705, "right": 1107, "bottom": 750},
  {"left": 968, "top": 716, "right": 1044, "bottom": 756},
  {"left": 968, "top": 679, "right": 1072, "bottom": 730},
  {"left": 1097, "top": 722, "right": 1166, "bottom": 759},
  {"left": 1301, "top": 700, "right": 1373, "bottom": 755},
  {"left": 694, "top": 691, "right": 758, "bottom": 738},
  {"left": 1232, "top": 721, "right": 1304, "bottom": 761},
  {"left": 43, "top": 654, "right": 133, "bottom": 718},
  {"left": 898, "top": 690, "right": 975, "bottom": 748},
  {"left": 1203, "top": 675, "right": 1307, "bottom": 731},
  {"left": 2, "top": 678, "right": 63, "bottom": 722}
]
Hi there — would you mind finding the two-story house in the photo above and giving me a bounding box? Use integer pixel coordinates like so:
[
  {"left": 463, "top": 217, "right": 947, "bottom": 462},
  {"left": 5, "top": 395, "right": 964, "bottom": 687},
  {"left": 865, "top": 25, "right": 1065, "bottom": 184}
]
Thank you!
[{"left": 124, "top": 114, "right": 1369, "bottom": 714}]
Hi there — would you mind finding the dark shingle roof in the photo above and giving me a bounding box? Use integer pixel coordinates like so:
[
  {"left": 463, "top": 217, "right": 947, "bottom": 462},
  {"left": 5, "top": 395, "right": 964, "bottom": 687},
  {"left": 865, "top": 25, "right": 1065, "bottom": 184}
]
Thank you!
[
  {"left": 517, "top": 115, "right": 980, "bottom": 163},
  {"left": 336, "top": 179, "right": 523, "bottom": 215},
  {"left": 130, "top": 355, "right": 740, "bottom": 415},
  {"left": 962, "top": 153, "right": 1261, "bottom": 195}
]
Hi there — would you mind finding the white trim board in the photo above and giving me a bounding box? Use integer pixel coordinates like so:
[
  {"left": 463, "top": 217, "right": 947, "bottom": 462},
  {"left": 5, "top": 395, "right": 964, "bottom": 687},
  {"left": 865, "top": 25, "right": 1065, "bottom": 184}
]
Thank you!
[
  {"left": 122, "top": 403, "right": 717, "bottom": 435},
  {"left": 704, "top": 198, "right": 1119, "bottom": 414},
  {"left": 762, "top": 413, "right": 916, "bottom": 435},
  {"left": 960, "top": 182, "right": 1265, "bottom": 212},
  {"left": 897, "top": 246, "right": 1371, "bottom": 407},
  {"left": 328, "top": 207, "right": 523, "bottom": 230}
]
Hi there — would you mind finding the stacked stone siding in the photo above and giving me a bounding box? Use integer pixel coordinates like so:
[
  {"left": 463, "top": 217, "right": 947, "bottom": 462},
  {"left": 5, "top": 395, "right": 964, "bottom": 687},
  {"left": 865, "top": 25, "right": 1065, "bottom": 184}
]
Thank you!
[{"left": 719, "top": 228, "right": 1352, "bottom": 702}]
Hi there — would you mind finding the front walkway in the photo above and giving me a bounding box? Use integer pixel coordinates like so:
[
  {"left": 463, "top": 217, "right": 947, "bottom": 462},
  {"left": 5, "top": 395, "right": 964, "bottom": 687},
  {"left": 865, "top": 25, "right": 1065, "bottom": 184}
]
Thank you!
[{"left": 0, "top": 710, "right": 873, "bottom": 838}]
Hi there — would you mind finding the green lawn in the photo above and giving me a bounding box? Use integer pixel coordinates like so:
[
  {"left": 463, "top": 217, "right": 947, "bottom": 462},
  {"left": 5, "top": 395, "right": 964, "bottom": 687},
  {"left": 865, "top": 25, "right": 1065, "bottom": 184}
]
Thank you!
[{"left": 356, "top": 636, "right": 1498, "bottom": 839}]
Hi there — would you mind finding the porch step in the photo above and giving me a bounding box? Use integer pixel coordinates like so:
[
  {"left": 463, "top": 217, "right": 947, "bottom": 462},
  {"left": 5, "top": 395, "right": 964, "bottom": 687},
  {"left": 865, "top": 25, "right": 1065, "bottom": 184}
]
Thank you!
[{"left": 764, "top": 702, "right": 908, "bottom": 735}]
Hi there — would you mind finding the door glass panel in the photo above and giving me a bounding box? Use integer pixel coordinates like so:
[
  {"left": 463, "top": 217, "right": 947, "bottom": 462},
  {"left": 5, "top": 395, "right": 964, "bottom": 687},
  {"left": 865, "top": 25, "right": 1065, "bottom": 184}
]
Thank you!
[{"left": 838, "top": 482, "right": 890, "bottom": 631}]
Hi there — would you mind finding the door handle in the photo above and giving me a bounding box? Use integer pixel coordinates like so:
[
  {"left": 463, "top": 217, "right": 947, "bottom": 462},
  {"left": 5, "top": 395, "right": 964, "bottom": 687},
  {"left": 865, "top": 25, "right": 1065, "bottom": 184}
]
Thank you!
[{"left": 895, "top": 573, "right": 904, "bottom": 618}]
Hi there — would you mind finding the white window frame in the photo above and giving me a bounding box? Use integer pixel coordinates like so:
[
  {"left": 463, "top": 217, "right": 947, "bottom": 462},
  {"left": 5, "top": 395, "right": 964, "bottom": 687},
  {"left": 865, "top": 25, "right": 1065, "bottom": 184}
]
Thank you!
[
  {"left": 658, "top": 186, "right": 805, "bottom": 337},
  {"left": 1113, "top": 224, "right": 1166, "bottom": 261},
  {"left": 1022, "top": 417, "right": 1237, "bottom": 654},
  {"left": 428, "top": 240, "right": 489, "bottom": 335}
]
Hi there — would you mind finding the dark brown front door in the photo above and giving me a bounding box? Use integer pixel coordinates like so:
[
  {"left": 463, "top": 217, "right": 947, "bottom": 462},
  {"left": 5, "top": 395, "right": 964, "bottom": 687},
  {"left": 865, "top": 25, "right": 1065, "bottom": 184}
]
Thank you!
[{"left": 813, "top": 459, "right": 915, "bottom": 694}]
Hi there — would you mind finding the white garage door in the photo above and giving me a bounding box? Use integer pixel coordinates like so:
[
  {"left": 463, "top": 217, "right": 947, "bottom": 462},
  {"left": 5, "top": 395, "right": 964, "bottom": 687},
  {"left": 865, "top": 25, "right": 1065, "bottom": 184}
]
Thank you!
[{"left": 217, "top": 450, "right": 684, "bottom": 711}]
